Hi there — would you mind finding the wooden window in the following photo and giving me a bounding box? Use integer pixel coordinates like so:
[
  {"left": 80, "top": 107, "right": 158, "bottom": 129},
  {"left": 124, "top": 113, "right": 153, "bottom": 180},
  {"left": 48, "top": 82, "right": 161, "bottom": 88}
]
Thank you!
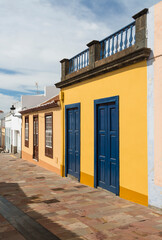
[
  {"left": 25, "top": 116, "right": 29, "bottom": 147},
  {"left": 33, "top": 115, "right": 39, "bottom": 160},
  {"left": 45, "top": 113, "right": 53, "bottom": 158}
]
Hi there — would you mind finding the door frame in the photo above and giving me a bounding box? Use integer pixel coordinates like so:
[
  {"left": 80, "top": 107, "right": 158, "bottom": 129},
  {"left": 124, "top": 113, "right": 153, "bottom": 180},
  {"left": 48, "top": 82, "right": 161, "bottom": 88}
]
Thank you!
[
  {"left": 33, "top": 115, "right": 39, "bottom": 161},
  {"left": 94, "top": 96, "right": 119, "bottom": 195},
  {"left": 65, "top": 103, "right": 80, "bottom": 181}
]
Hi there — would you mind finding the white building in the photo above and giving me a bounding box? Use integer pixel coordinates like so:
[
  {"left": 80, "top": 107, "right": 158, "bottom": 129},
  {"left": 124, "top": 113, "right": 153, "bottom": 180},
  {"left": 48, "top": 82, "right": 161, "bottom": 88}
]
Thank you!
[
  {"left": 5, "top": 113, "right": 12, "bottom": 153},
  {"left": 5, "top": 101, "right": 22, "bottom": 154},
  {"left": 5, "top": 85, "right": 59, "bottom": 155},
  {"left": 0, "top": 112, "right": 6, "bottom": 150},
  {"left": 21, "top": 85, "right": 59, "bottom": 110}
]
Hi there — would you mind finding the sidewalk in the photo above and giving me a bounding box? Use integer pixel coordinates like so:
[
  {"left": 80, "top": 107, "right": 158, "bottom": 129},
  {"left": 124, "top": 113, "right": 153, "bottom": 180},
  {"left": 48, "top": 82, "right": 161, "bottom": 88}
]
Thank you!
[{"left": 0, "top": 153, "right": 162, "bottom": 240}]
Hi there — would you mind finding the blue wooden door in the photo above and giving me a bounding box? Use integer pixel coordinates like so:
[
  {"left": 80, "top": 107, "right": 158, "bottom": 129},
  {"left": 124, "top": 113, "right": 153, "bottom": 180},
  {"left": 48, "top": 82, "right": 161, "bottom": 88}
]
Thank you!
[
  {"left": 96, "top": 99, "right": 119, "bottom": 194},
  {"left": 66, "top": 104, "right": 80, "bottom": 180}
]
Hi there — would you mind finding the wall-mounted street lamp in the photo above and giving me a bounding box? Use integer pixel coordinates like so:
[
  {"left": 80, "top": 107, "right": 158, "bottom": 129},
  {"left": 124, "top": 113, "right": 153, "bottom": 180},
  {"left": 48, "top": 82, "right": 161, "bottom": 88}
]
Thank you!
[
  {"left": 10, "top": 105, "right": 21, "bottom": 118},
  {"left": 10, "top": 105, "right": 16, "bottom": 115}
]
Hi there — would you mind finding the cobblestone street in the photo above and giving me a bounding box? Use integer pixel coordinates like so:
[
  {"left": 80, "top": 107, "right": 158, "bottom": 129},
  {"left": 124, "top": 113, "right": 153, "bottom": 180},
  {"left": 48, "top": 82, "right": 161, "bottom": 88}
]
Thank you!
[{"left": 0, "top": 153, "right": 162, "bottom": 240}]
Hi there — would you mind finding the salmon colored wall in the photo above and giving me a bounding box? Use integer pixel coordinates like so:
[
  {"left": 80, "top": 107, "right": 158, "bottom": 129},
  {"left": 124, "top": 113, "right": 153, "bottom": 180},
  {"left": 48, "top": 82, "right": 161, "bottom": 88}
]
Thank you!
[
  {"left": 154, "top": 2, "right": 162, "bottom": 186},
  {"left": 22, "top": 114, "right": 33, "bottom": 156},
  {"left": 22, "top": 151, "right": 60, "bottom": 175},
  {"left": 62, "top": 61, "right": 148, "bottom": 205},
  {"left": 22, "top": 107, "right": 61, "bottom": 174}
]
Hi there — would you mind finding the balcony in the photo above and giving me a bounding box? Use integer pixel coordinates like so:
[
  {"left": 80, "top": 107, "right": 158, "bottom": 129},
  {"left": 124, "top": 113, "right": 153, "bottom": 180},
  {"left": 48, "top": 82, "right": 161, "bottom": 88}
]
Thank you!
[{"left": 56, "top": 8, "right": 151, "bottom": 88}]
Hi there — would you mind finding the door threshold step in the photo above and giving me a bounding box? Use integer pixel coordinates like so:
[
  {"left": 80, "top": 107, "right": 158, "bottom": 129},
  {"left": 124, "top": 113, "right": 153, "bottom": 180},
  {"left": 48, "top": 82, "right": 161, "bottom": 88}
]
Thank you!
[
  {"left": 97, "top": 187, "right": 116, "bottom": 196},
  {"left": 67, "top": 174, "right": 79, "bottom": 182}
]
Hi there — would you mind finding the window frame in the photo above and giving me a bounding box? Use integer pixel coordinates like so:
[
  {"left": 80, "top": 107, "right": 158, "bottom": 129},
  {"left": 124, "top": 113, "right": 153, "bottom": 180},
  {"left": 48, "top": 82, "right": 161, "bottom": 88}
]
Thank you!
[
  {"left": 25, "top": 115, "right": 29, "bottom": 147},
  {"left": 45, "top": 112, "right": 53, "bottom": 158}
]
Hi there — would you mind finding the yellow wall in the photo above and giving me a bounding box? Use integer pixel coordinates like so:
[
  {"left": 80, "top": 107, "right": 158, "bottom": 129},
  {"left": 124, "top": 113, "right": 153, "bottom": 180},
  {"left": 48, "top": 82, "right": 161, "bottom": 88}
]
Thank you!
[
  {"left": 22, "top": 107, "right": 61, "bottom": 175},
  {"left": 62, "top": 61, "right": 148, "bottom": 205}
]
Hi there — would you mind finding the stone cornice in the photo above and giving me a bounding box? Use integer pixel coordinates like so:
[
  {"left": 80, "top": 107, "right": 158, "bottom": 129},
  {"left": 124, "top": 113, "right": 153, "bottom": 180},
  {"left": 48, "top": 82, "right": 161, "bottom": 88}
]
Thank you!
[{"left": 55, "top": 47, "right": 151, "bottom": 89}]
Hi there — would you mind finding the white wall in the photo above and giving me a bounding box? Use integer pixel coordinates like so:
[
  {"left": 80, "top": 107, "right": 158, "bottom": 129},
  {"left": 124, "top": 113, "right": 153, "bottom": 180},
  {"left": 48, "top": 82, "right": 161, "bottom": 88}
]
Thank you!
[
  {"left": 5, "top": 113, "right": 12, "bottom": 152},
  {"left": 21, "top": 85, "right": 59, "bottom": 110},
  {"left": 147, "top": 4, "right": 162, "bottom": 209}
]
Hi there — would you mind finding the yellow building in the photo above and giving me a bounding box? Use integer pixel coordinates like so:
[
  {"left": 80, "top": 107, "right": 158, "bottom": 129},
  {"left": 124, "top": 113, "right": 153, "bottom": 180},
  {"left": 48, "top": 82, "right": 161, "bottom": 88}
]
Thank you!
[
  {"left": 55, "top": 9, "right": 151, "bottom": 206},
  {"left": 21, "top": 95, "right": 62, "bottom": 175}
]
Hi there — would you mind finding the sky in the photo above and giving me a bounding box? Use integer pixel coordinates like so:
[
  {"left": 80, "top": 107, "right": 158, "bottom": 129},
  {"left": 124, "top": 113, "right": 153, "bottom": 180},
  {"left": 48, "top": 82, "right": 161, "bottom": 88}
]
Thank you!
[{"left": 0, "top": 0, "right": 160, "bottom": 112}]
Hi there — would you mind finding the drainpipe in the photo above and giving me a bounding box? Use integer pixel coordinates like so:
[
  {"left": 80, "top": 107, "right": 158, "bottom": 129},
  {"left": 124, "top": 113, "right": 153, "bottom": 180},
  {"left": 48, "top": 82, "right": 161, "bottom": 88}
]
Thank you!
[
  {"left": 58, "top": 58, "right": 69, "bottom": 177},
  {"left": 20, "top": 115, "right": 22, "bottom": 158},
  {"left": 59, "top": 91, "right": 65, "bottom": 177}
]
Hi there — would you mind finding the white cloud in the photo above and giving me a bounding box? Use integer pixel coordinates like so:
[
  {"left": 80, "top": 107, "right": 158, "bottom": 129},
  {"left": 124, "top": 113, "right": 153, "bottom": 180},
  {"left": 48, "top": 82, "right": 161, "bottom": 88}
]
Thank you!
[
  {"left": 0, "top": 0, "right": 160, "bottom": 112},
  {"left": 0, "top": 94, "right": 18, "bottom": 113},
  {"left": 0, "top": 0, "right": 110, "bottom": 71},
  {"left": 0, "top": 70, "right": 58, "bottom": 92},
  {"left": 0, "top": 0, "right": 111, "bottom": 105}
]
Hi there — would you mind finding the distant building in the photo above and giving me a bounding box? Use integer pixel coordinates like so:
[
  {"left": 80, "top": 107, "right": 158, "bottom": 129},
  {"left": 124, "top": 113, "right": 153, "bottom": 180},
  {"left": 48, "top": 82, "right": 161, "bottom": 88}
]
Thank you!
[
  {"left": 21, "top": 85, "right": 59, "bottom": 110},
  {"left": 20, "top": 95, "right": 61, "bottom": 175},
  {"left": 5, "top": 113, "right": 11, "bottom": 153},
  {"left": 4, "top": 85, "right": 59, "bottom": 156},
  {"left": 5, "top": 101, "right": 22, "bottom": 154},
  {"left": 0, "top": 112, "right": 6, "bottom": 150}
]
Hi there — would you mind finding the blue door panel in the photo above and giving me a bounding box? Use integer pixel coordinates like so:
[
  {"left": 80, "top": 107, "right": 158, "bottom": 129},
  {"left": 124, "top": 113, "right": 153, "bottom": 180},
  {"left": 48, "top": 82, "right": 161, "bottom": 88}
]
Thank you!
[
  {"left": 110, "top": 162, "right": 116, "bottom": 187},
  {"left": 95, "top": 97, "right": 119, "bottom": 195},
  {"left": 75, "top": 132, "right": 79, "bottom": 151},
  {"left": 100, "top": 160, "right": 105, "bottom": 182},
  {"left": 110, "top": 107, "right": 116, "bottom": 131},
  {"left": 75, "top": 153, "right": 79, "bottom": 173},
  {"left": 99, "top": 135, "right": 106, "bottom": 156},
  {"left": 68, "top": 153, "right": 73, "bottom": 172},
  {"left": 75, "top": 110, "right": 79, "bottom": 130},
  {"left": 110, "top": 135, "right": 116, "bottom": 159},
  {"left": 68, "top": 132, "right": 73, "bottom": 150},
  {"left": 68, "top": 111, "right": 73, "bottom": 129},
  {"left": 97, "top": 105, "right": 108, "bottom": 189},
  {"left": 65, "top": 104, "right": 80, "bottom": 180},
  {"left": 99, "top": 108, "right": 106, "bottom": 130}
]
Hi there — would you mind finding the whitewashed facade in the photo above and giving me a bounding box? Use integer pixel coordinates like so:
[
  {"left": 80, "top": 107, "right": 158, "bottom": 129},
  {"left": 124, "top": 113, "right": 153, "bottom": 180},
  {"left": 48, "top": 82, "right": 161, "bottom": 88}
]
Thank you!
[{"left": 5, "top": 101, "right": 22, "bottom": 154}]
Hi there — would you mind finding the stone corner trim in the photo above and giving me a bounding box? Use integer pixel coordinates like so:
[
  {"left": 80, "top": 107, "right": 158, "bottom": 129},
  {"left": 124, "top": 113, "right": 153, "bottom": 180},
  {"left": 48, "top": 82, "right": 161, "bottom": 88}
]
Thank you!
[{"left": 132, "top": 8, "right": 148, "bottom": 20}]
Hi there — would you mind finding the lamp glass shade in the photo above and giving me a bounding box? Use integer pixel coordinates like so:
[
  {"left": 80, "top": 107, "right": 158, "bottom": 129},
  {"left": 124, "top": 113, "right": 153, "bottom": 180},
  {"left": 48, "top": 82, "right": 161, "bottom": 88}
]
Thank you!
[{"left": 10, "top": 105, "right": 15, "bottom": 115}]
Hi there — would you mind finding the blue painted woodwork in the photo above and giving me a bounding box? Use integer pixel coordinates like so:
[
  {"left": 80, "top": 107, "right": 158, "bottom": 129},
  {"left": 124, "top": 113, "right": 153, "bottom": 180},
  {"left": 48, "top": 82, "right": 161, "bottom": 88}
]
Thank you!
[
  {"left": 115, "top": 34, "right": 118, "bottom": 54},
  {"left": 120, "top": 30, "right": 123, "bottom": 51},
  {"left": 84, "top": 52, "right": 86, "bottom": 67},
  {"left": 65, "top": 103, "right": 80, "bottom": 181},
  {"left": 129, "top": 25, "right": 133, "bottom": 47},
  {"left": 124, "top": 28, "right": 128, "bottom": 49},
  {"left": 94, "top": 96, "right": 119, "bottom": 195},
  {"left": 100, "top": 21, "right": 135, "bottom": 60},
  {"left": 69, "top": 49, "right": 89, "bottom": 74},
  {"left": 108, "top": 39, "right": 110, "bottom": 57},
  {"left": 104, "top": 40, "right": 106, "bottom": 58},
  {"left": 68, "top": 22, "right": 135, "bottom": 73},
  {"left": 111, "top": 36, "right": 114, "bottom": 55}
]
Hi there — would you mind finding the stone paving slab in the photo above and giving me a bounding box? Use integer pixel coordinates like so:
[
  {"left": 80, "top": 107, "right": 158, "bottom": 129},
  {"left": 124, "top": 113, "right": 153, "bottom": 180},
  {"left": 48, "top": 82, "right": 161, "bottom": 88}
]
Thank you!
[
  {"left": 0, "top": 153, "right": 162, "bottom": 240},
  {"left": 0, "top": 195, "right": 60, "bottom": 240},
  {"left": 0, "top": 213, "right": 26, "bottom": 240}
]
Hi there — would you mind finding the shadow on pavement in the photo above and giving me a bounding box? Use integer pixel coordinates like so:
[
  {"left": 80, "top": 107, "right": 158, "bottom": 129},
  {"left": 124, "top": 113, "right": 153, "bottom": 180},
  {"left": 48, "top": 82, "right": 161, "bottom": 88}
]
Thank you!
[{"left": 0, "top": 182, "right": 82, "bottom": 240}]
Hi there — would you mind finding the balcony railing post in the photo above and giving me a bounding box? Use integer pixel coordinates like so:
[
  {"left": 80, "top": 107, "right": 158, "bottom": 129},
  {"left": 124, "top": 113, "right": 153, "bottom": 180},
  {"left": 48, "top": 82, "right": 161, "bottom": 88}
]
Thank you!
[
  {"left": 60, "top": 58, "right": 69, "bottom": 81},
  {"left": 132, "top": 8, "right": 148, "bottom": 49},
  {"left": 87, "top": 40, "right": 100, "bottom": 69}
]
